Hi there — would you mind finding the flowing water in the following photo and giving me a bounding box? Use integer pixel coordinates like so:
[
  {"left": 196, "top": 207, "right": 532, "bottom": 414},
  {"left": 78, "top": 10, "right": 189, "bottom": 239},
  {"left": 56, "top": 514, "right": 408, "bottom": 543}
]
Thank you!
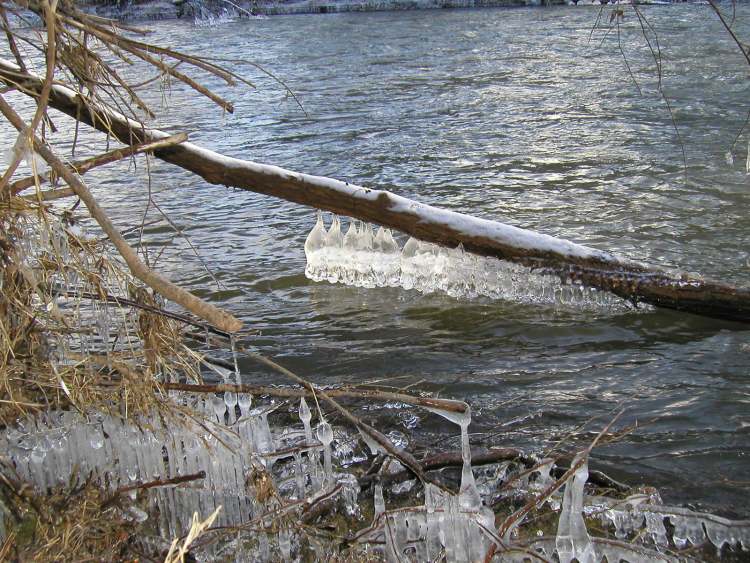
[{"left": 4, "top": 3, "right": 750, "bottom": 517}]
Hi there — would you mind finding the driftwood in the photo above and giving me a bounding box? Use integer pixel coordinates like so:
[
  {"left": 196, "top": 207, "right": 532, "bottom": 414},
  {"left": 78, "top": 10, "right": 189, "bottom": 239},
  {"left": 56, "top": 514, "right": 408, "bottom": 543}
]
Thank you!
[
  {"left": 163, "top": 381, "right": 468, "bottom": 414},
  {"left": 2, "top": 58, "right": 750, "bottom": 323}
]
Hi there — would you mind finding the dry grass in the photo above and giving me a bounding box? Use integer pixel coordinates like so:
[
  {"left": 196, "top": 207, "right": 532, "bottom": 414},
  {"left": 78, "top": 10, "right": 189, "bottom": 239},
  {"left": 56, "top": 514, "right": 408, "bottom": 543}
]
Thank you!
[
  {"left": 0, "top": 201, "right": 199, "bottom": 426},
  {"left": 0, "top": 470, "right": 147, "bottom": 561}
]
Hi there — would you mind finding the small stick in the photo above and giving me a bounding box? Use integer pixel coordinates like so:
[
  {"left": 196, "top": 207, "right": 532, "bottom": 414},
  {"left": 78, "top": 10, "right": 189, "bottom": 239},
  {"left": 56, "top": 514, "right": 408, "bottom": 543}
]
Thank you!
[
  {"left": 12, "top": 133, "right": 188, "bottom": 195},
  {"left": 100, "top": 471, "right": 207, "bottom": 511},
  {"left": 162, "top": 381, "right": 468, "bottom": 414},
  {"left": 359, "top": 447, "right": 526, "bottom": 489},
  {"left": 111, "top": 470, "right": 206, "bottom": 498}
]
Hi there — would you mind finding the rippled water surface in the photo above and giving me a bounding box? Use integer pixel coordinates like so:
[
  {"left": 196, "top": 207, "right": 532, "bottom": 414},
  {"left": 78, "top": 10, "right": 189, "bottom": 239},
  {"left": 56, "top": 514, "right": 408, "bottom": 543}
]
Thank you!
[{"left": 5, "top": 4, "right": 750, "bottom": 515}]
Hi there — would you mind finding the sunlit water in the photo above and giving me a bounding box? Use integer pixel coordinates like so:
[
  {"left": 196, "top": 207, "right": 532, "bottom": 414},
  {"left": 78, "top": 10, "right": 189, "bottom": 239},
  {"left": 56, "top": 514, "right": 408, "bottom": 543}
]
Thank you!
[{"left": 3, "top": 4, "right": 750, "bottom": 516}]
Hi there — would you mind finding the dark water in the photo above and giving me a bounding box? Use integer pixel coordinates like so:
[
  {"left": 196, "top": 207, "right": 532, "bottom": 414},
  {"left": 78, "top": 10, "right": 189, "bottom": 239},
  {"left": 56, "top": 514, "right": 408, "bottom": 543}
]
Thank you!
[{"left": 5, "top": 4, "right": 750, "bottom": 516}]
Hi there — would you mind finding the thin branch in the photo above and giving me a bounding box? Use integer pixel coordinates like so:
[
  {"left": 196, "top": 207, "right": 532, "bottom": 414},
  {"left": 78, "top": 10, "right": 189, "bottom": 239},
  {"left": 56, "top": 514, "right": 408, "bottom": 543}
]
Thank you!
[
  {"left": 10, "top": 132, "right": 188, "bottom": 195},
  {"left": 616, "top": 16, "right": 642, "bottom": 96},
  {"left": 163, "top": 381, "right": 468, "bottom": 414},
  {"left": 0, "top": 0, "right": 57, "bottom": 195},
  {"left": 708, "top": 0, "right": 750, "bottom": 67},
  {"left": 0, "top": 94, "right": 242, "bottom": 333}
]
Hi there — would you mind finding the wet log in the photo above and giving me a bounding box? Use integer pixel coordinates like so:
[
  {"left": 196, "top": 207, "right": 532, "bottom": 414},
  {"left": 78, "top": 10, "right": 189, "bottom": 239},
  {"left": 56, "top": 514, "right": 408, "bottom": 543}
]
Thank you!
[{"left": 2, "top": 58, "right": 750, "bottom": 323}]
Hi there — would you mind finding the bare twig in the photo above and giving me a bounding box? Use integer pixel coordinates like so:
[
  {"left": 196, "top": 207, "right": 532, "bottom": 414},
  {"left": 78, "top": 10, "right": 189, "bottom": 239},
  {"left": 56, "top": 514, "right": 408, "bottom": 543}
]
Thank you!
[
  {"left": 0, "top": 94, "right": 242, "bottom": 333},
  {"left": 11, "top": 132, "right": 188, "bottom": 195},
  {"left": 101, "top": 471, "right": 206, "bottom": 509},
  {"left": 163, "top": 381, "right": 468, "bottom": 414}
]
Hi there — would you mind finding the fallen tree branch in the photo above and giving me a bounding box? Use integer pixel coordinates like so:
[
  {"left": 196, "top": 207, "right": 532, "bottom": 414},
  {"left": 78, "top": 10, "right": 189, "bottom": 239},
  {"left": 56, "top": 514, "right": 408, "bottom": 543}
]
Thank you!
[
  {"left": 0, "top": 94, "right": 243, "bottom": 334},
  {"left": 162, "top": 381, "right": 468, "bottom": 414},
  {"left": 358, "top": 447, "right": 526, "bottom": 489},
  {"left": 2, "top": 59, "right": 750, "bottom": 323}
]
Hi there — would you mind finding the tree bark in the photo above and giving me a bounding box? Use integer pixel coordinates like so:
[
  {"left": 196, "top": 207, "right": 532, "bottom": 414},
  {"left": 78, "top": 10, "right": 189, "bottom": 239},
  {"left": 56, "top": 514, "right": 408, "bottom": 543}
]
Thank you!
[{"left": 3, "top": 58, "right": 750, "bottom": 323}]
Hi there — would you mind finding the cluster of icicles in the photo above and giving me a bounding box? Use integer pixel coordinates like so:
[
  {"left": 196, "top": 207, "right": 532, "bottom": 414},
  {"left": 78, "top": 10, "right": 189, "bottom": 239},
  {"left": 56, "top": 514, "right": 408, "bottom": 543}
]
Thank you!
[
  {"left": 0, "top": 393, "right": 359, "bottom": 559},
  {"left": 3, "top": 398, "right": 750, "bottom": 561},
  {"left": 304, "top": 212, "right": 630, "bottom": 312}
]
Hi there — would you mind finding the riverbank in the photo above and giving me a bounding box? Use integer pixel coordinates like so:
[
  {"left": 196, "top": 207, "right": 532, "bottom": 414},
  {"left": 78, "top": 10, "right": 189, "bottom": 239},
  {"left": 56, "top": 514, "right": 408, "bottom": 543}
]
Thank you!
[
  {"left": 81, "top": 0, "right": 704, "bottom": 21},
  {"left": 84, "top": 0, "right": 659, "bottom": 21}
]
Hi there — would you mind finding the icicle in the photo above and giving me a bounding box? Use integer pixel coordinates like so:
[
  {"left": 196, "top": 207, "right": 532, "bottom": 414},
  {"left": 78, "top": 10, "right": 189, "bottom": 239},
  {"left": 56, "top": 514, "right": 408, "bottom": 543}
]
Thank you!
[
  {"left": 230, "top": 335, "right": 241, "bottom": 386},
  {"left": 299, "top": 398, "right": 312, "bottom": 445},
  {"left": 343, "top": 220, "right": 359, "bottom": 249},
  {"left": 644, "top": 512, "right": 668, "bottom": 546},
  {"left": 457, "top": 408, "right": 481, "bottom": 512},
  {"left": 224, "top": 392, "right": 237, "bottom": 426},
  {"left": 238, "top": 393, "right": 252, "bottom": 419},
  {"left": 374, "top": 483, "right": 385, "bottom": 517},
  {"left": 360, "top": 223, "right": 374, "bottom": 251},
  {"left": 293, "top": 450, "right": 306, "bottom": 500},
  {"left": 316, "top": 420, "right": 334, "bottom": 485},
  {"left": 256, "top": 412, "right": 274, "bottom": 454},
  {"left": 672, "top": 514, "right": 708, "bottom": 547},
  {"left": 329, "top": 215, "right": 343, "bottom": 248},
  {"left": 304, "top": 211, "right": 328, "bottom": 280},
  {"left": 373, "top": 226, "right": 385, "bottom": 252},
  {"left": 424, "top": 402, "right": 480, "bottom": 513},
  {"left": 305, "top": 211, "right": 327, "bottom": 255},
  {"left": 359, "top": 427, "right": 382, "bottom": 455},
  {"left": 555, "top": 453, "right": 596, "bottom": 563},
  {"left": 278, "top": 527, "right": 292, "bottom": 560},
  {"left": 381, "top": 229, "right": 400, "bottom": 254},
  {"left": 211, "top": 394, "right": 226, "bottom": 425}
]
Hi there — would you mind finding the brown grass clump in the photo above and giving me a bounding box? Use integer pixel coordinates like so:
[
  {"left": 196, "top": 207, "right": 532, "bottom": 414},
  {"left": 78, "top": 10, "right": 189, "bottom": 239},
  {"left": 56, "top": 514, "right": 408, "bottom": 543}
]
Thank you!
[{"left": 0, "top": 470, "right": 147, "bottom": 562}]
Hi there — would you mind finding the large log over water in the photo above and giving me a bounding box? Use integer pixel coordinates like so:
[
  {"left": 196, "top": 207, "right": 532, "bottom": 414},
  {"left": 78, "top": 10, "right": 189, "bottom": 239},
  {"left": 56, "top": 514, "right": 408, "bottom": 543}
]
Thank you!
[{"left": 2, "top": 58, "right": 750, "bottom": 323}]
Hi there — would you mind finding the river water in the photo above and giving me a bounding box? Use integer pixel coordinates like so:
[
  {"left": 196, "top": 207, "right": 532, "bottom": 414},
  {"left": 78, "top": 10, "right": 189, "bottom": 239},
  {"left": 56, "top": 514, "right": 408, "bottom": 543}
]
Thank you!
[{"left": 5, "top": 4, "right": 750, "bottom": 516}]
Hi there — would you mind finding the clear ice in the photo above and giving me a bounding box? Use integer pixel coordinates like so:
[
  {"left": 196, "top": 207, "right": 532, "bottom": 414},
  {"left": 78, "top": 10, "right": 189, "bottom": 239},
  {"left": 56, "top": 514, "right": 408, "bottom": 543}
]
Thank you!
[
  {"left": 0, "top": 392, "right": 357, "bottom": 559},
  {"left": 555, "top": 453, "right": 597, "bottom": 563},
  {"left": 360, "top": 402, "right": 500, "bottom": 562},
  {"left": 304, "top": 213, "right": 632, "bottom": 312}
]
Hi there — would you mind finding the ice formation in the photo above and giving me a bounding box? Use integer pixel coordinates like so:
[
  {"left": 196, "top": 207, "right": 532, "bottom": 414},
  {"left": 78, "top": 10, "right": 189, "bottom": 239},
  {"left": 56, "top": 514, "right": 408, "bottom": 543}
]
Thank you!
[
  {"left": 361, "top": 405, "right": 497, "bottom": 562},
  {"left": 304, "top": 212, "right": 632, "bottom": 312},
  {"left": 4, "top": 395, "right": 750, "bottom": 561},
  {"left": 0, "top": 396, "right": 361, "bottom": 545},
  {"left": 555, "top": 453, "right": 596, "bottom": 563},
  {"left": 595, "top": 498, "right": 750, "bottom": 553}
]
